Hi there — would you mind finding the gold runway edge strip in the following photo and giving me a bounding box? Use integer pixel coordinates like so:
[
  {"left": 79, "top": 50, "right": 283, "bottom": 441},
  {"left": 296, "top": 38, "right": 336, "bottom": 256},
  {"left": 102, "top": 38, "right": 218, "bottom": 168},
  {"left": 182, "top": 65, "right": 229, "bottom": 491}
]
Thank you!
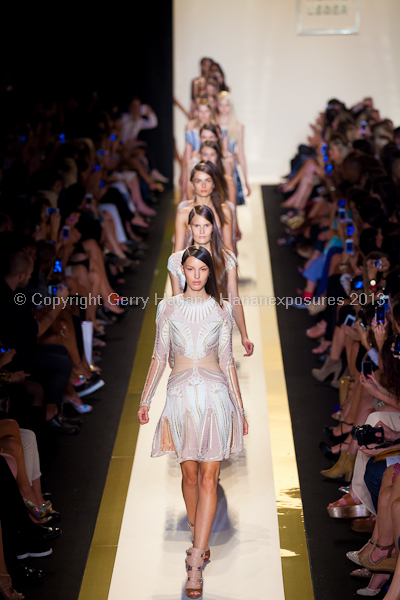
[
  {"left": 252, "top": 185, "right": 314, "bottom": 599},
  {"left": 78, "top": 210, "right": 176, "bottom": 600}
]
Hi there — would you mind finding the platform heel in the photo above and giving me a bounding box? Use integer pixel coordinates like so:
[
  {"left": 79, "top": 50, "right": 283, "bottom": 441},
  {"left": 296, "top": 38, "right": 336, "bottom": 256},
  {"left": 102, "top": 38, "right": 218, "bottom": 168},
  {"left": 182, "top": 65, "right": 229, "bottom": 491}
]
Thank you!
[{"left": 185, "top": 547, "right": 205, "bottom": 599}]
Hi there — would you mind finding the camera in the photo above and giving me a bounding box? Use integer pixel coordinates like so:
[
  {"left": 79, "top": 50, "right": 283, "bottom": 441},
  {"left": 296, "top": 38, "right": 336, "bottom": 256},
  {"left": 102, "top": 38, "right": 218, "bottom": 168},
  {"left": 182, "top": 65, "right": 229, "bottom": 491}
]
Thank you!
[
  {"left": 375, "top": 305, "right": 385, "bottom": 323},
  {"left": 344, "top": 314, "right": 356, "bottom": 326},
  {"left": 346, "top": 220, "right": 354, "bottom": 236},
  {"left": 46, "top": 207, "right": 59, "bottom": 217},
  {"left": 351, "top": 424, "right": 383, "bottom": 446},
  {"left": 379, "top": 294, "right": 389, "bottom": 312},
  {"left": 351, "top": 275, "right": 364, "bottom": 291},
  {"left": 361, "top": 361, "right": 373, "bottom": 376},
  {"left": 345, "top": 238, "right": 353, "bottom": 254},
  {"left": 48, "top": 284, "right": 59, "bottom": 296}
]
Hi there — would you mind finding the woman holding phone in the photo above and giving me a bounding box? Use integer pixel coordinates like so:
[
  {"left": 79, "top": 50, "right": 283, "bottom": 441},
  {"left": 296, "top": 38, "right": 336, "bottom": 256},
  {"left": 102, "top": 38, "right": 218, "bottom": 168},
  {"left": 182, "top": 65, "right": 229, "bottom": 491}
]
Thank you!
[{"left": 137, "top": 246, "right": 248, "bottom": 599}]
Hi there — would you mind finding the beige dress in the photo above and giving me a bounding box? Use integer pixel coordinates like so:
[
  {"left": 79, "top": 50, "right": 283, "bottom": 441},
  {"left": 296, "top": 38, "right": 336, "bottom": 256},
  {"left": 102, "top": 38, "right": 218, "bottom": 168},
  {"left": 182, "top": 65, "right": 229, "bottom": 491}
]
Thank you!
[{"left": 140, "top": 295, "right": 244, "bottom": 463}]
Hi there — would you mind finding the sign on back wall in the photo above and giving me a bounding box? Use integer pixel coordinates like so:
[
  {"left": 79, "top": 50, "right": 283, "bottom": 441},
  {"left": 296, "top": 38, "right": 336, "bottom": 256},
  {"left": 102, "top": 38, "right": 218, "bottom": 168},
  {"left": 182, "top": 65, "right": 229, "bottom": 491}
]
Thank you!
[{"left": 297, "top": 0, "right": 360, "bottom": 35}]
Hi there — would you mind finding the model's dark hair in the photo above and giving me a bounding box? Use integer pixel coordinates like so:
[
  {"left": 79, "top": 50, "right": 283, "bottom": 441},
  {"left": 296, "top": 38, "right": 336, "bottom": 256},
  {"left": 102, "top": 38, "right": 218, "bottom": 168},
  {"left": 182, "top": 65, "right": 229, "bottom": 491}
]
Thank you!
[
  {"left": 199, "top": 142, "right": 228, "bottom": 201},
  {"left": 200, "top": 141, "right": 224, "bottom": 174},
  {"left": 181, "top": 245, "right": 222, "bottom": 306},
  {"left": 200, "top": 122, "right": 222, "bottom": 147},
  {"left": 190, "top": 161, "right": 226, "bottom": 226},
  {"left": 382, "top": 336, "right": 400, "bottom": 401},
  {"left": 188, "top": 205, "right": 231, "bottom": 298}
]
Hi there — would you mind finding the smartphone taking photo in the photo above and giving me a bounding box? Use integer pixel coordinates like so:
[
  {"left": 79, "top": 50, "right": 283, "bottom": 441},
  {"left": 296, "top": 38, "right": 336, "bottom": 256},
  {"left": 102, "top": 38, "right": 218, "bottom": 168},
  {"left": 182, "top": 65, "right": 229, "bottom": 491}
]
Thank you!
[
  {"left": 375, "top": 305, "right": 385, "bottom": 323},
  {"left": 344, "top": 314, "right": 356, "bottom": 326},
  {"left": 361, "top": 361, "right": 373, "bottom": 376}
]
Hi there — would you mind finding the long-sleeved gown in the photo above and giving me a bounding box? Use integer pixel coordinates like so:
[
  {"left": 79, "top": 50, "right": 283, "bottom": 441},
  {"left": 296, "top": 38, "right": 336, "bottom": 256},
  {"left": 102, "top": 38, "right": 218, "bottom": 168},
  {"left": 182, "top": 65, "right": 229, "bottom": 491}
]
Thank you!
[{"left": 140, "top": 294, "right": 244, "bottom": 463}]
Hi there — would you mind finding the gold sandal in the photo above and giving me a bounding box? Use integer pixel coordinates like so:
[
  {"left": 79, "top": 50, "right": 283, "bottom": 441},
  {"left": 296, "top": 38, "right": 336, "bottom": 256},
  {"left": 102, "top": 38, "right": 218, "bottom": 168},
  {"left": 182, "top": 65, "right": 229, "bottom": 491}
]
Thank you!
[
  {"left": 187, "top": 522, "right": 210, "bottom": 561},
  {"left": 185, "top": 547, "right": 205, "bottom": 599},
  {"left": 0, "top": 574, "right": 24, "bottom": 599}
]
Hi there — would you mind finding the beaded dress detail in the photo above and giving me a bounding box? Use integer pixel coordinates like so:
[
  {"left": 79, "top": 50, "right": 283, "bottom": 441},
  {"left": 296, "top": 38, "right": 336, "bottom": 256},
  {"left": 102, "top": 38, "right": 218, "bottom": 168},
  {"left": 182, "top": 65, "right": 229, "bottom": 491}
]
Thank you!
[{"left": 140, "top": 295, "right": 244, "bottom": 463}]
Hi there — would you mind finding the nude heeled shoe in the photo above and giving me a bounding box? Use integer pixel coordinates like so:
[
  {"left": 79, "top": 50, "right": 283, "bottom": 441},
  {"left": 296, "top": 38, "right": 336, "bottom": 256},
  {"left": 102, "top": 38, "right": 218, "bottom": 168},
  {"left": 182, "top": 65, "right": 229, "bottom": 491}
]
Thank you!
[
  {"left": 0, "top": 573, "right": 24, "bottom": 599},
  {"left": 360, "top": 542, "right": 397, "bottom": 573},
  {"left": 320, "top": 451, "right": 355, "bottom": 482},
  {"left": 188, "top": 522, "right": 210, "bottom": 561},
  {"left": 185, "top": 547, "right": 205, "bottom": 599}
]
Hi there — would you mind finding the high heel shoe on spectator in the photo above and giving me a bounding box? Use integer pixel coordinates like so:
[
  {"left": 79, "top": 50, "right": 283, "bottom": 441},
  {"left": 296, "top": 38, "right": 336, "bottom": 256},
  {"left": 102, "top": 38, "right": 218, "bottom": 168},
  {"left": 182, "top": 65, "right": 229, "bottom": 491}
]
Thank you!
[
  {"left": 23, "top": 498, "right": 51, "bottom": 519},
  {"left": 306, "top": 320, "right": 327, "bottom": 339},
  {"left": 65, "top": 397, "right": 93, "bottom": 414},
  {"left": 46, "top": 413, "right": 80, "bottom": 435},
  {"left": 360, "top": 543, "right": 397, "bottom": 573},
  {"left": 351, "top": 568, "right": 373, "bottom": 579},
  {"left": 75, "top": 373, "right": 105, "bottom": 398},
  {"left": 312, "top": 357, "right": 342, "bottom": 382},
  {"left": 347, "top": 540, "right": 376, "bottom": 566},
  {"left": 185, "top": 547, "right": 205, "bottom": 599},
  {"left": 187, "top": 522, "right": 210, "bottom": 561},
  {"left": 356, "top": 573, "right": 391, "bottom": 596},
  {"left": 351, "top": 516, "right": 376, "bottom": 533},
  {"left": 327, "top": 493, "right": 371, "bottom": 518},
  {"left": 320, "top": 451, "right": 355, "bottom": 482},
  {"left": 0, "top": 573, "right": 24, "bottom": 600},
  {"left": 324, "top": 422, "right": 353, "bottom": 443},
  {"left": 319, "top": 440, "right": 349, "bottom": 463}
]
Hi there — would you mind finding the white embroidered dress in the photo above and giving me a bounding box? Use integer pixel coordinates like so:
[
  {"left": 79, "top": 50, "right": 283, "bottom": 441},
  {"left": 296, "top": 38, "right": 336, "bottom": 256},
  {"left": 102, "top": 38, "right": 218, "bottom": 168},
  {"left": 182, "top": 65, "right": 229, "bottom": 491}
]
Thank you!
[{"left": 140, "top": 295, "right": 244, "bottom": 463}]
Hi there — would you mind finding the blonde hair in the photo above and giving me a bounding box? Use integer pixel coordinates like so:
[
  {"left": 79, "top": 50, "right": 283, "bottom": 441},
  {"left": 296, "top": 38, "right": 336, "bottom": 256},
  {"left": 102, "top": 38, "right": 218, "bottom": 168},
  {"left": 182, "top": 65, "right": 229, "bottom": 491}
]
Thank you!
[
  {"left": 217, "top": 91, "right": 239, "bottom": 145},
  {"left": 195, "top": 98, "right": 214, "bottom": 129}
]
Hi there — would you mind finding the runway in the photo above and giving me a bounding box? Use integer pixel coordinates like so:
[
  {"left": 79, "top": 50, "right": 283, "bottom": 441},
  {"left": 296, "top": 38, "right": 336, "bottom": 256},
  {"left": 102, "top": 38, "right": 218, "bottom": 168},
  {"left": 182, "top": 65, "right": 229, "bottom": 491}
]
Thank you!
[{"left": 79, "top": 186, "right": 313, "bottom": 600}]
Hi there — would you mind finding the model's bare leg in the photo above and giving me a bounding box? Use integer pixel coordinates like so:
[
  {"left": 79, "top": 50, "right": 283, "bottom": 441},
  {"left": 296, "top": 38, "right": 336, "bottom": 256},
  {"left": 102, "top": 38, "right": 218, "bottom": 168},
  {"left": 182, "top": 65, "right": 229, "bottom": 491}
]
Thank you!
[
  {"left": 193, "top": 461, "right": 221, "bottom": 550},
  {"left": 181, "top": 461, "right": 199, "bottom": 525}
]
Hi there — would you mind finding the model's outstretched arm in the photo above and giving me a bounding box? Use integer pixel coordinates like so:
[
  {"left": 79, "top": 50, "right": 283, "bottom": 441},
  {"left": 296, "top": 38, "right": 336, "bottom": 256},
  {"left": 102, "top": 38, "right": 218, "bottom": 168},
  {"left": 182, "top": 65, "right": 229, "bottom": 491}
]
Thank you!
[{"left": 138, "top": 300, "right": 170, "bottom": 422}]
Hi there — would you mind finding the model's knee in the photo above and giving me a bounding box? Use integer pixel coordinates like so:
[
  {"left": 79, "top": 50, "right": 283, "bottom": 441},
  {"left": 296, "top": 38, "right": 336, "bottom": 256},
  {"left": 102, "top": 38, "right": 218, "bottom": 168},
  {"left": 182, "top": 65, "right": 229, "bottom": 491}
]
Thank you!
[
  {"left": 199, "top": 473, "right": 218, "bottom": 494},
  {"left": 183, "top": 473, "right": 198, "bottom": 489}
]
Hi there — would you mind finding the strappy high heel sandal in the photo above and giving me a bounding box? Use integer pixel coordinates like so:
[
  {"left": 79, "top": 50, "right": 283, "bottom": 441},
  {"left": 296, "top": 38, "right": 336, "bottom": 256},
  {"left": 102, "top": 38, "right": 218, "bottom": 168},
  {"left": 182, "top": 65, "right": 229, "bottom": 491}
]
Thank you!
[
  {"left": 187, "top": 522, "right": 210, "bottom": 561},
  {"left": 356, "top": 572, "right": 391, "bottom": 596},
  {"left": 360, "top": 542, "right": 397, "bottom": 572},
  {"left": 0, "top": 573, "right": 24, "bottom": 599},
  {"left": 23, "top": 498, "right": 51, "bottom": 519},
  {"left": 324, "top": 421, "right": 353, "bottom": 444},
  {"left": 185, "top": 547, "right": 205, "bottom": 599},
  {"left": 347, "top": 540, "right": 376, "bottom": 566}
]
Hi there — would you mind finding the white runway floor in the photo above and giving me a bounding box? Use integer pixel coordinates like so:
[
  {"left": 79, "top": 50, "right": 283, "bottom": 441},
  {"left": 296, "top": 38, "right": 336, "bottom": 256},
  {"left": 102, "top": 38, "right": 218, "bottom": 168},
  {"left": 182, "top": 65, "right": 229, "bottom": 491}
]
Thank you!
[{"left": 107, "top": 186, "right": 286, "bottom": 600}]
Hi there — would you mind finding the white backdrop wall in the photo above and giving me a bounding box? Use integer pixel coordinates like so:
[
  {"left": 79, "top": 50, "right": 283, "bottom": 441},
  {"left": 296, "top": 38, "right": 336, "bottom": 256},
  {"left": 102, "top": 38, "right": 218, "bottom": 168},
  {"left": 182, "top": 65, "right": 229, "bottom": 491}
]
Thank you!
[{"left": 174, "top": 0, "right": 400, "bottom": 184}]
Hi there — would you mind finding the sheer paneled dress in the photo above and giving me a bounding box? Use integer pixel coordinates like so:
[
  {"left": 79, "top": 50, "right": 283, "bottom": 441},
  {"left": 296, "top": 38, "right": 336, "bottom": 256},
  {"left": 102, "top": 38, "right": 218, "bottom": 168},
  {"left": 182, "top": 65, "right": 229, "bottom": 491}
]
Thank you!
[{"left": 140, "top": 294, "right": 244, "bottom": 463}]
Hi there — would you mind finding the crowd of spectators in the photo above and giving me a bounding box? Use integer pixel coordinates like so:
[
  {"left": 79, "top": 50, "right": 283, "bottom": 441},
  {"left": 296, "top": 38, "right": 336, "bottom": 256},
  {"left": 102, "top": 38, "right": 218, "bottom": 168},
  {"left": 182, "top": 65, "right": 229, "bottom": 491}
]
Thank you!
[
  {"left": 278, "top": 97, "right": 400, "bottom": 597},
  {"left": 0, "top": 78, "right": 167, "bottom": 597}
]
